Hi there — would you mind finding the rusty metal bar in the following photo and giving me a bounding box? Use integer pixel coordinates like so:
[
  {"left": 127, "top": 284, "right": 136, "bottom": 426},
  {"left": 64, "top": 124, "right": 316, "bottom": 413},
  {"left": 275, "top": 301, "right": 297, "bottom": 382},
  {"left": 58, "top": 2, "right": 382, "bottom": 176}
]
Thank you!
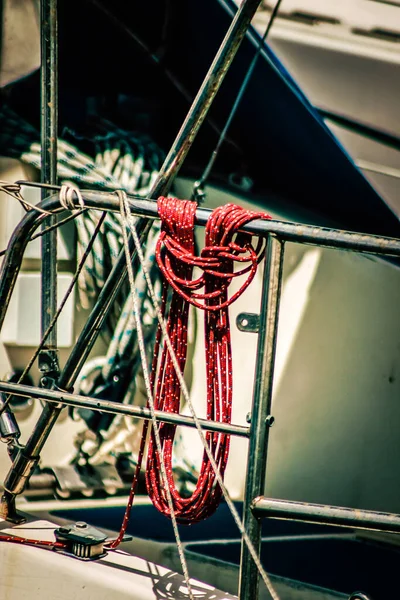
[
  {"left": 13, "top": 187, "right": 400, "bottom": 256},
  {"left": 0, "top": 380, "right": 250, "bottom": 439},
  {"left": 40, "top": 0, "right": 59, "bottom": 379},
  {"left": 251, "top": 497, "right": 400, "bottom": 534},
  {"left": 238, "top": 236, "right": 284, "bottom": 600},
  {"left": 2, "top": 193, "right": 400, "bottom": 335}
]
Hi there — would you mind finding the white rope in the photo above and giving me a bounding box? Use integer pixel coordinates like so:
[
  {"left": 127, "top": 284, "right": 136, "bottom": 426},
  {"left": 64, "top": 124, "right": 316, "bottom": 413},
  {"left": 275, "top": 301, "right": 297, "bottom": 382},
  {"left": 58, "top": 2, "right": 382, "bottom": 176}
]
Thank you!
[
  {"left": 59, "top": 183, "right": 85, "bottom": 211},
  {"left": 0, "top": 105, "right": 168, "bottom": 463},
  {"left": 118, "top": 190, "right": 280, "bottom": 600},
  {"left": 117, "top": 190, "right": 195, "bottom": 600}
]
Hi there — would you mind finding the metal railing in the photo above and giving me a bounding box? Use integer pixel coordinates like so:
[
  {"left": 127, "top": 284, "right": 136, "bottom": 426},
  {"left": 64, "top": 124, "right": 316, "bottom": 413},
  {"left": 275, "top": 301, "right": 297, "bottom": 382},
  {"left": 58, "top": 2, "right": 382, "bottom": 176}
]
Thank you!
[
  {"left": 0, "top": 1, "right": 399, "bottom": 598},
  {"left": 0, "top": 190, "right": 400, "bottom": 600}
]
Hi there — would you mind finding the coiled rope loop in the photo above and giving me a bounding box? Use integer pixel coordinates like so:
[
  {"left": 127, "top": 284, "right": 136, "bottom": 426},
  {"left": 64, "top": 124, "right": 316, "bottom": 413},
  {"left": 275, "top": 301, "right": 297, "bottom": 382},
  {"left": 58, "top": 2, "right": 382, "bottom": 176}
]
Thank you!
[{"left": 146, "top": 197, "right": 271, "bottom": 524}]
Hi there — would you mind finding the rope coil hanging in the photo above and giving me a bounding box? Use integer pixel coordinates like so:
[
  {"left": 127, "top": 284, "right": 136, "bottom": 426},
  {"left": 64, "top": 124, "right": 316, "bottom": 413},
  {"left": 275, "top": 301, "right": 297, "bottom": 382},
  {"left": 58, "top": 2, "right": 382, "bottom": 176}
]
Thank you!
[{"left": 146, "top": 197, "right": 271, "bottom": 524}]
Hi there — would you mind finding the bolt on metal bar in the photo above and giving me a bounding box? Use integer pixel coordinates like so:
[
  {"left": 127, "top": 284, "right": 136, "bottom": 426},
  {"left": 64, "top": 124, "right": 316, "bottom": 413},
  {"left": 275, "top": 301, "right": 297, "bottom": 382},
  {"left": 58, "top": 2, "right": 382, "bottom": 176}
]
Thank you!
[
  {"left": 0, "top": 381, "right": 250, "bottom": 438},
  {"left": 40, "top": 0, "right": 59, "bottom": 377},
  {"left": 251, "top": 497, "right": 400, "bottom": 534},
  {"left": 238, "top": 235, "right": 284, "bottom": 600},
  {"left": 0, "top": 0, "right": 263, "bottom": 508}
]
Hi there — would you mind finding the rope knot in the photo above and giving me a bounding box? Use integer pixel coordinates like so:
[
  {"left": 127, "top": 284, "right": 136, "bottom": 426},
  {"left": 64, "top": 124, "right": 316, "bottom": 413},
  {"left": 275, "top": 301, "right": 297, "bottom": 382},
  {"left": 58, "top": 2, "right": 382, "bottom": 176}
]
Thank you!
[
  {"left": 156, "top": 197, "right": 270, "bottom": 311},
  {"left": 59, "top": 183, "right": 85, "bottom": 211}
]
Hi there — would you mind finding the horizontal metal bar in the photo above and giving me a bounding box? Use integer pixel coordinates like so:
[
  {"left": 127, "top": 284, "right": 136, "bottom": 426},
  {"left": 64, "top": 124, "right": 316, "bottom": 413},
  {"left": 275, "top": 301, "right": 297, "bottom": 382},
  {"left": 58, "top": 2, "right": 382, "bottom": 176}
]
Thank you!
[
  {"left": 0, "top": 381, "right": 250, "bottom": 438},
  {"left": 15, "top": 186, "right": 400, "bottom": 257},
  {"left": 251, "top": 497, "right": 400, "bottom": 534},
  {"left": 118, "top": 195, "right": 400, "bottom": 256}
]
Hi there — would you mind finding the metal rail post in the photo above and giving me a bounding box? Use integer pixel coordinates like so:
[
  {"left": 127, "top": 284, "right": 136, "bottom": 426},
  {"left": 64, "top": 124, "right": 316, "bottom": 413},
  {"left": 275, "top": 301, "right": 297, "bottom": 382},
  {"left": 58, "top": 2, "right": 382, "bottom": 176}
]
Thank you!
[
  {"left": 238, "top": 235, "right": 284, "bottom": 600},
  {"left": 40, "top": 0, "right": 59, "bottom": 379}
]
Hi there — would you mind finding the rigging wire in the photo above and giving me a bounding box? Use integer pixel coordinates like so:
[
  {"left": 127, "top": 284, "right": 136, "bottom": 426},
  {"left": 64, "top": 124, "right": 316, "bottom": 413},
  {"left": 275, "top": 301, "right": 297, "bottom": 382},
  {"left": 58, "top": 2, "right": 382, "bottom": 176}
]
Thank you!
[
  {"left": 0, "top": 180, "right": 52, "bottom": 215},
  {"left": 0, "top": 193, "right": 107, "bottom": 419},
  {"left": 0, "top": 186, "right": 83, "bottom": 257},
  {"left": 30, "top": 209, "right": 87, "bottom": 241},
  {"left": 192, "top": 0, "right": 283, "bottom": 202}
]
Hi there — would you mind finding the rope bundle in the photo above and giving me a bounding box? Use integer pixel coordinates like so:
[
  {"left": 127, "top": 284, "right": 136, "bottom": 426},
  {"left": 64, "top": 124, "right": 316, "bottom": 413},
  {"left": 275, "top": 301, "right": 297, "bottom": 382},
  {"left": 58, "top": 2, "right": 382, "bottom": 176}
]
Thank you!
[
  {"left": 0, "top": 104, "right": 163, "bottom": 452},
  {"left": 146, "top": 197, "right": 270, "bottom": 523}
]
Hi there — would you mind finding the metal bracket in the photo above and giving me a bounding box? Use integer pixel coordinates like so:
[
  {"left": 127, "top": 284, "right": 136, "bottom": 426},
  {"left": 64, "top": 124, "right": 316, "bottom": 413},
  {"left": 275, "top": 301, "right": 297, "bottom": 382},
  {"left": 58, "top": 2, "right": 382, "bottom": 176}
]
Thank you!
[
  {"left": 0, "top": 491, "right": 26, "bottom": 524},
  {"left": 38, "top": 349, "right": 60, "bottom": 380},
  {"left": 55, "top": 521, "right": 107, "bottom": 560},
  {"left": 236, "top": 312, "right": 260, "bottom": 333}
]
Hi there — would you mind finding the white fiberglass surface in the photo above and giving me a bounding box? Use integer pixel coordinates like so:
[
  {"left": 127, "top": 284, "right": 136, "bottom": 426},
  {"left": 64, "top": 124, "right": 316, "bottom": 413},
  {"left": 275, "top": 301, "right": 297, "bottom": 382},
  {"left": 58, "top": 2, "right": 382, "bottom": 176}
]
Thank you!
[{"left": 0, "top": 517, "right": 236, "bottom": 600}]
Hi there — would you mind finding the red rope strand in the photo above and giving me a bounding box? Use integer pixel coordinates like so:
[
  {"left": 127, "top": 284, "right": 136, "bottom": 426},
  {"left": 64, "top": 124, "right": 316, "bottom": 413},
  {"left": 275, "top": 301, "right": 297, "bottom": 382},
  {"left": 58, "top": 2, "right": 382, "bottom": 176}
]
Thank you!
[{"left": 0, "top": 532, "right": 66, "bottom": 549}]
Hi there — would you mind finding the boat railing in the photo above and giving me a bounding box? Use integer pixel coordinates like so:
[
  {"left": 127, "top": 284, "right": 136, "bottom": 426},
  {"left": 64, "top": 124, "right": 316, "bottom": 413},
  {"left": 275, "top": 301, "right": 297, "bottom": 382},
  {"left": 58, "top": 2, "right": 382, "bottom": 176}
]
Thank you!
[{"left": 0, "top": 189, "right": 399, "bottom": 599}]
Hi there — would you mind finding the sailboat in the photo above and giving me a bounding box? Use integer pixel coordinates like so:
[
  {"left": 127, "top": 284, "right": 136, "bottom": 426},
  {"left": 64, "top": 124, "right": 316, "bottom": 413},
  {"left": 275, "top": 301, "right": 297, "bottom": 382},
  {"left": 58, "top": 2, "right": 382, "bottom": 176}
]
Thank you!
[{"left": 0, "top": 1, "right": 399, "bottom": 598}]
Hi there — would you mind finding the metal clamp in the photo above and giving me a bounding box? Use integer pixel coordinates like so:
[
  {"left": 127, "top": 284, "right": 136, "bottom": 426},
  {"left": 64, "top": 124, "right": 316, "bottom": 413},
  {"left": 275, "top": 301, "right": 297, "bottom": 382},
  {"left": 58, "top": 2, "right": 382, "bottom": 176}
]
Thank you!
[{"left": 55, "top": 521, "right": 107, "bottom": 560}]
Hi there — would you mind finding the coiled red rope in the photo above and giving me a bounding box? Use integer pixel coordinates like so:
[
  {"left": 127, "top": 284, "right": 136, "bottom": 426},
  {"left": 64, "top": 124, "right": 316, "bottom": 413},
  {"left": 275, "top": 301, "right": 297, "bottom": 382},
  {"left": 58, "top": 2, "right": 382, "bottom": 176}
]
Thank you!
[{"left": 146, "top": 197, "right": 270, "bottom": 524}]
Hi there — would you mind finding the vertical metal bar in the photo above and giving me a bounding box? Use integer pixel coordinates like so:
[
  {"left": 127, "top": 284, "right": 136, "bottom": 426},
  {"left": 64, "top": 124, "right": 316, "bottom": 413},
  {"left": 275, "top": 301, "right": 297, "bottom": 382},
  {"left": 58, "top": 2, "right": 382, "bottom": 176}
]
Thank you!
[
  {"left": 238, "top": 235, "right": 284, "bottom": 600},
  {"left": 40, "top": 0, "right": 59, "bottom": 377}
]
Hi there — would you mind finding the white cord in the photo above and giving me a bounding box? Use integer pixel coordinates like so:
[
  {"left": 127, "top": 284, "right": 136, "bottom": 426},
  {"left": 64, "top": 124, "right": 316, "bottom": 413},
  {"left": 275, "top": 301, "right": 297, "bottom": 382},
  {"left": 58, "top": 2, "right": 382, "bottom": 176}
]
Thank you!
[
  {"left": 118, "top": 190, "right": 280, "bottom": 600},
  {"left": 117, "top": 190, "right": 195, "bottom": 600},
  {"left": 59, "top": 183, "right": 85, "bottom": 211}
]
